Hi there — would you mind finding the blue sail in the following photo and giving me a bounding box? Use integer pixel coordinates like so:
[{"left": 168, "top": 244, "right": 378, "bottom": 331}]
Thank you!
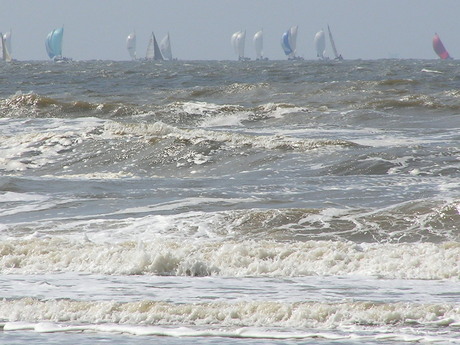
[
  {"left": 281, "top": 30, "right": 292, "bottom": 56},
  {"left": 45, "top": 27, "right": 63, "bottom": 59}
]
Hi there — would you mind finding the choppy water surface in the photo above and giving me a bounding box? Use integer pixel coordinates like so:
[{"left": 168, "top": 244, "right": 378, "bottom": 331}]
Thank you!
[{"left": 0, "top": 59, "right": 459, "bottom": 344}]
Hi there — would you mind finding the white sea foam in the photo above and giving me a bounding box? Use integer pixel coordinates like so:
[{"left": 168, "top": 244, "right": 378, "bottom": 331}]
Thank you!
[
  {"left": 0, "top": 236, "right": 458, "bottom": 279},
  {"left": 0, "top": 200, "right": 59, "bottom": 218},
  {"left": 2, "top": 273, "right": 457, "bottom": 306},
  {"left": 103, "top": 120, "right": 355, "bottom": 154},
  {"left": 1, "top": 299, "right": 459, "bottom": 335},
  {"left": 42, "top": 171, "right": 135, "bottom": 180},
  {"left": 5, "top": 323, "right": 460, "bottom": 343},
  {"left": 0, "top": 191, "right": 49, "bottom": 203},
  {"left": 2, "top": 58, "right": 460, "bottom": 345},
  {"left": 421, "top": 68, "right": 443, "bottom": 74},
  {"left": 110, "top": 197, "right": 258, "bottom": 215},
  {"left": 180, "top": 101, "right": 237, "bottom": 116},
  {"left": 0, "top": 118, "right": 104, "bottom": 172},
  {"left": 3, "top": 321, "right": 460, "bottom": 343},
  {"left": 200, "top": 112, "right": 251, "bottom": 127}
]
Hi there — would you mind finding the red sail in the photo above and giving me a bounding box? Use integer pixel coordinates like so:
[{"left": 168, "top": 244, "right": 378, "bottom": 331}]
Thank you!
[{"left": 432, "top": 33, "right": 451, "bottom": 59}]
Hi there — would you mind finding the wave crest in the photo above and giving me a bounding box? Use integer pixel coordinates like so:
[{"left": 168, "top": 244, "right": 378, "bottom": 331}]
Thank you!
[
  {"left": 1, "top": 92, "right": 138, "bottom": 118},
  {"left": 1, "top": 298, "right": 459, "bottom": 330},
  {"left": 1, "top": 237, "right": 458, "bottom": 279}
]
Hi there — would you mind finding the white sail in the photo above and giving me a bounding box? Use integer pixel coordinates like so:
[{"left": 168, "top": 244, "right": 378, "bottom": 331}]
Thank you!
[
  {"left": 314, "top": 30, "right": 326, "bottom": 59},
  {"left": 126, "top": 32, "right": 137, "bottom": 60},
  {"left": 289, "top": 26, "right": 298, "bottom": 54},
  {"left": 0, "top": 33, "right": 4, "bottom": 61},
  {"left": 146, "top": 34, "right": 154, "bottom": 59},
  {"left": 237, "top": 30, "right": 246, "bottom": 59},
  {"left": 2, "top": 31, "right": 12, "bottom": 62},
  {"left": 160, "top": 33, "right": 172, "bottom": 60},
  {"left": 146, "top": 32, "right": 164, "bottom": 60},
  {"left": 253, "top": 30, "right": 263, "bottom": 60},
  {"left": 327, "top": 25, "right": 338, "bottom": 59},
  {"left": 231, "top": 30, "right": 246, "bottom": 60},
  {"left": 231, "top": 31, "right": 239, "bottom": 56},
  {"left": 327, "top": 25, "right": 342, "bottom": 60},
  {"left": 0, "top": 32, "right": 12, "bottom": 62}
]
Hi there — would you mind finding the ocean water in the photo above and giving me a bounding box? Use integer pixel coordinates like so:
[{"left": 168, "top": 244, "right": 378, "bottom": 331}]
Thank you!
[{"left": 0, "top": 59, "right": 459, "bottom": 344}]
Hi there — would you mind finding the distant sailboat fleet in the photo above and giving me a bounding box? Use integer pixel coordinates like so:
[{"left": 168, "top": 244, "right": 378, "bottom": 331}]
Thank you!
[
  {"left": 0, "top": 26, "right": 454, "bottom": 62},
  {"left": 126, "top": 31, "right": 174, "bottom": 61},
  {"left": 233, "top": 27, "right": 450, "bottom": 61},
  {"left": 231, "top": 25, "right": 343, "bottom": 61}
]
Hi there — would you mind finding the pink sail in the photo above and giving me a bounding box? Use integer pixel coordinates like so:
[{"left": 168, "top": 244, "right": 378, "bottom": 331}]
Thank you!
[{"left": 432, "top": 33, "right": 451, "bottom": 59}]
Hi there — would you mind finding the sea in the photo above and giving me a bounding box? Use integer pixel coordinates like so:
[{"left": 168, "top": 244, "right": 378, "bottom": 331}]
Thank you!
[{"left": 0, "top": 59, "right": 459, "bottom": 345}]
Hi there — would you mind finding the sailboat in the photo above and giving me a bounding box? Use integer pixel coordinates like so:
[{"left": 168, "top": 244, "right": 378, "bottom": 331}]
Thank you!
[
  {"left": 146, "top": 32, "right": 164, "bottom": 60},
  {"left": 314, "top": 30, "right": 326, "bottom": 60},
  {"left": 432, "top": 33, "right": 451, "bottom": 60},
  {"left": 160, "top": 32, "right": 173, "bottom": 60},
  {"left": 253, "top": 30, "right": 266, "bottom": 60},
  {"left": 231, "top": 31, "right": 240, "bottom": 59},
  {"left": 126, "top": 32, "right": 137, "bottom": 60},
  {"left": 327, "top": 25, "right": 343, "bottom": 60},
  {"left": 1, "top": 30, "right": 12, "bottom": 62},
  {"left": 281, "top": 26, "right": 301, "bottom": 60},
  {"left": 45, "top": 27, "right": 70, "bottom": 61},
  {"left": 231, "top": 30, "right": 248, "bottom": 60}
]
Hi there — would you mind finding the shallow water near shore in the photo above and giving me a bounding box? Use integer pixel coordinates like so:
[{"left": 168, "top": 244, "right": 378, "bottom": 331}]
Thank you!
[{"left": 0, "top": 59, "right": 459, "bottom": 344}]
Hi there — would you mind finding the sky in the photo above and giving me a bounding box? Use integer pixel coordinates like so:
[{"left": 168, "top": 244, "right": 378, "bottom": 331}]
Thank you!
[{"left": 1, "top": 0, "right": 460, "bottom": 61}]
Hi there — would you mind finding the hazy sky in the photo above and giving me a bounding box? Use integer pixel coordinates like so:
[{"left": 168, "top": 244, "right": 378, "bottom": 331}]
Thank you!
[{"left": 2, "top": 0, "right": 459, "bottom": 61}]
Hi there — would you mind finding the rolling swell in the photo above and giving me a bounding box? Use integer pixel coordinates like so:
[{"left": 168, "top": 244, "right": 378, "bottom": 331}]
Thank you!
[
  {"left": 2, "top": 199, "right": 458, "bottom": 244},
  {"left": 0, "top": 116, "right": 359, "bottom": 176},
  {"left": 1, "top": 92, "right": 139, "bottom": 118}
]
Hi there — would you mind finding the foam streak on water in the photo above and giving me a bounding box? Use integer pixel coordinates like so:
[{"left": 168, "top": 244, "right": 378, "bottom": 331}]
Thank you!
[{"left": 0, "top": 60, "right": 459, "bottom": 344}]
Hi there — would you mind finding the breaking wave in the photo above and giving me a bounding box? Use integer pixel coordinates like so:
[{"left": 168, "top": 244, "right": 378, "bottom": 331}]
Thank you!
[
  {"left": 1, "top": 299, "right": 459, "bottom": 330},
  {"left": 0, "top": 236, "right": 458, "bottom": 279}
]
